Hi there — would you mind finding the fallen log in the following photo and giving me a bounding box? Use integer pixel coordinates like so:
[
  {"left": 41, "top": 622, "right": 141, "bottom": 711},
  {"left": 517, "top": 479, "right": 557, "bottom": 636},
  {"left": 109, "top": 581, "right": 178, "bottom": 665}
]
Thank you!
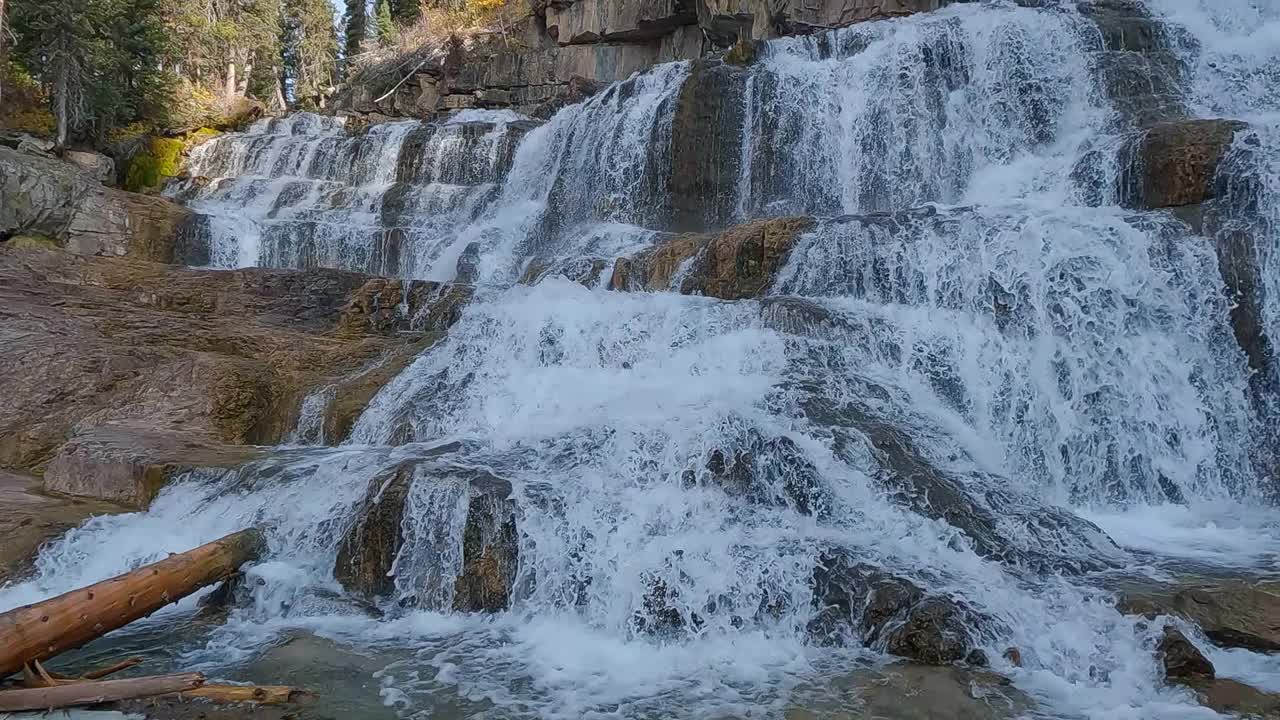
[
  {"left": 0, "top": 672, "right": 204, "bottom": 712},
  {"left": 180, "top": 684, "right": 314, "bottom": 705},
  {"left": 0, "top": 529, "right": 265, "bottom": 678}
]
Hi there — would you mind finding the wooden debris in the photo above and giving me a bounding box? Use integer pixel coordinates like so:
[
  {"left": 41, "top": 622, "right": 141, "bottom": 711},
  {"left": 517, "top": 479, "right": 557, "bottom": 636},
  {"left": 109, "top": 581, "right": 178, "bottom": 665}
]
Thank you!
[
  {"left": 0, "top": 529, "right": 265, "bottom": 678},
  {"left": 180, "top": 684, "right": 315, "bottom": 705},
  {"left": 0, "top": 672, "right": 204, "bottom": 712}
]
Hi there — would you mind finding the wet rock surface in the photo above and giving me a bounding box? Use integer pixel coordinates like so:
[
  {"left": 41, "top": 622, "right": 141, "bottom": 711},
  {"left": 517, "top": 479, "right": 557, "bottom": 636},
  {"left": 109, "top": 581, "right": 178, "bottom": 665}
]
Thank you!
[
  {"left": 610, "top": 217, "right": 814, "bottom": 298},
  {"left": 809, "top": 549, "right": 991, "bottom": 665},
  {"left": 1123, "top": 120, "right": 1250, "bottom": 210},
  {"left": 0, "top": 248, "right": 467, "bottom": 504},
  {"left": 43, "top": 427, "right": 266, "bottom": 509},
  {"left": 334, "top": 456, "right": 520, "bottom": 612},
  {"left": 0, "top": 470, "right": 125, "bottom": 584},
  {"left": 1158, "top": 626, "right": 1215, "bottom": 681},
  {"left": 1118, "top": 578, "right": 1280, "bottom": 652},
  {"left": 789, "top": 381, "right": 1125, "bottom": 575},
  {"left": 782, "top": 662, "right": 1033, "bottom": 720}
]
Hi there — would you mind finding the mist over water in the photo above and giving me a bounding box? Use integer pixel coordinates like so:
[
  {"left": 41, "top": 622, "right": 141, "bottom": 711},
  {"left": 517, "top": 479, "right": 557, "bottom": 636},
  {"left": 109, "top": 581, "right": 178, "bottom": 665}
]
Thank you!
[{"left": 9, "top": 0, "right": 1280, "bottom": 718}]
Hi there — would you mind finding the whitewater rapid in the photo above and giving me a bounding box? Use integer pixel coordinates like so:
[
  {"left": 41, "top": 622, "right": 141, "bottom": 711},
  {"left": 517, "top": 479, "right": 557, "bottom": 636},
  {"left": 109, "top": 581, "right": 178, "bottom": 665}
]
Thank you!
[{"left": 6, "top": 1, "right": 1280, "bottom": 719}]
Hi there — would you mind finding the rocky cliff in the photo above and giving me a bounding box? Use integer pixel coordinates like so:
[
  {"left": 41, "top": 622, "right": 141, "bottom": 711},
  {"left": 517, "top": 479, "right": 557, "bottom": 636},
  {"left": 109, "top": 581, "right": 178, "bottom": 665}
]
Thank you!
[{"left": 334, "top": 0, "right": 951, "bottom": 119}]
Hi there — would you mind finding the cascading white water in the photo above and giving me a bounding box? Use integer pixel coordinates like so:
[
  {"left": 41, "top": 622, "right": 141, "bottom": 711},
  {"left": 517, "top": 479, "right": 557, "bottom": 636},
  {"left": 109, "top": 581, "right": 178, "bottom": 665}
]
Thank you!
[{"left": 7, "top": 1, "right": 1280, "bottom": 718}]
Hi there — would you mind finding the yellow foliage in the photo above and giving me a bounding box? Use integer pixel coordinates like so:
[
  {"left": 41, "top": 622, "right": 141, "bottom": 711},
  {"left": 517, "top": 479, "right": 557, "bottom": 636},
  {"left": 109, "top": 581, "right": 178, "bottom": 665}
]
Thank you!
[{"left": 388, "top": 0, "right": 518, "bottom": 58}]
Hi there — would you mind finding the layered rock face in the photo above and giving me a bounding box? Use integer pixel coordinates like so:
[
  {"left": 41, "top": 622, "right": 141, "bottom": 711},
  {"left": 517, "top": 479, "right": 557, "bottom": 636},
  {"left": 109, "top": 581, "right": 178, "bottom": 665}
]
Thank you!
[
  {"left": 0, "top": 246, "right": 468, "bottom": 507},
  {"left": 334, "top": 0, "right": 952, "bottom": 119},
  {"left": 0, "top": 147, "right": 191, "bottom": 260}
]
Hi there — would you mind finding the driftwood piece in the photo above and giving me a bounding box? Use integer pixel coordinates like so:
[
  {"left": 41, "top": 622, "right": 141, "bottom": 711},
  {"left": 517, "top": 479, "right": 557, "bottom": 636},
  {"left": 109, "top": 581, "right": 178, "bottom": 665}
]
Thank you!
[
  {"left": 0, "top": 529, "right": 265, "bottom": 678},
  {"left": 82, "top": 656, "right": 146, "bottom": 680},
  {"left": 180, "top": 684, "right": 314, "bottom": 705},
  {"left": 21, "top": 657, "right": 146, "bottom": 687},
  {"left": 0, "top": 672, "right": 205, "bottom": 712}
]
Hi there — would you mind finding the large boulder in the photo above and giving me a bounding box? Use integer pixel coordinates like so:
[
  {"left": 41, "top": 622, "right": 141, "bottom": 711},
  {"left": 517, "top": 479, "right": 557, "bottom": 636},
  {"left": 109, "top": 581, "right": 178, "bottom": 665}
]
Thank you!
[
  {"left": 63, "top": 150, "right": 116, "bottom": 185},
  {"left": 610, "top": 217, "right": 815, "bottom": 298},
  {"left": 1151, "top": 620, "right": 1280, "bottom": 718},
  {"left": 334, "top": 456, "right": 520, "bottom": 612},
  {"left": 1172, "top": 583, "right": 1280, "bottom": 652},
  {"left": 808, "top": 548, "right": 992, "bottom": 665},
  {"left": 0, "top": 146, "right": 190, "bottom": 260},
  {"left": 1119, "top": 579, "right": 1280, "bottom": 652},
  {"left": 0, "top": 248, "right": 469, "bottom": 503},
  {"left": 43, "top": 426, "right": 265, "bottom": 509}
]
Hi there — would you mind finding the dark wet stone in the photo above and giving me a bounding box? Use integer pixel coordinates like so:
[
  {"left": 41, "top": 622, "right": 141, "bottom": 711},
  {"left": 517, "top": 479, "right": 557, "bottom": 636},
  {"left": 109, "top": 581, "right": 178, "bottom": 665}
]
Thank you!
[
  {"left": 808, "top": 548, "right": 991, "bottom": 666},
  {"left": 333, "top": 456, "right": 520, "bottom": 612},
  {"left": 1159, "top": 626, "right": 1215, "bottom": 681}
]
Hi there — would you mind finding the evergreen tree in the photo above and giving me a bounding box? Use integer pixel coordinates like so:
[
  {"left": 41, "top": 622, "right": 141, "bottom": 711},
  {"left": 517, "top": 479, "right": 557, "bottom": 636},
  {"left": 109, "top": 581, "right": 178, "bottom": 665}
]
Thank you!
[
  {"left": 388, "top": 0, "right": 418, "bottom": 26},
  {"left": 10, "top": 0, "right": 109, "bottom": 146},
  {"left": 283, "top": 0, "right": 337, "bottom": 109},
  {"left": 342, "top": 0, "right": 367, "bottom": 60},
  {"left": 374, "top": 0, "right": 395, "bottom": 47}
]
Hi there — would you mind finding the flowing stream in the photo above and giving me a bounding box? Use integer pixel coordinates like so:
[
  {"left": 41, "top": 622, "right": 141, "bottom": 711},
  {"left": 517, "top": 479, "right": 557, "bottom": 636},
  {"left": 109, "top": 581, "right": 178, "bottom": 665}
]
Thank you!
[{"left": 6, "top": 1, "right": 1280, "bottom": 718}]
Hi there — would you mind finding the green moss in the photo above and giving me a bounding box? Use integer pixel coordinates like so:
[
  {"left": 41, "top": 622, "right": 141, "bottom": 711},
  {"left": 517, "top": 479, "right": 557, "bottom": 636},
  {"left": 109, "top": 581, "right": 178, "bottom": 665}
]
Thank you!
[
  {"left": 125, "top": 136, "right": 187, "bottom": 192},
  {"left": 6, "top": 234, "right": 61, "bottom": 250},
  {"left": 185, "top": 127, "right": 222, "bottom": 151},
  {"left": 152, "top": 137, "right": 185, "bottom": 176}
]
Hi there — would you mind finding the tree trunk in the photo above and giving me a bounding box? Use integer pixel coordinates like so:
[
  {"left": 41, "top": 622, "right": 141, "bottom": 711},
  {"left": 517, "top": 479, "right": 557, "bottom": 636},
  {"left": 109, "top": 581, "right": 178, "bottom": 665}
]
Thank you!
[
  {"left": 225, "top": 60, "right": 238, "bottom": 101},
  {"left": 0, "top": 0, "right": 8, "bottom": 108},
  {"left": 53, "top": 45, "right": 69, "bottom": 150},
  {"left": 272, "top": 66, "right": 287, "bottom": 111},
  {"left": 0, "top": 529, "right": 265, "bottom": 679},
  {"left": 0, "top": 673, "right": 205, "bottom": 712}
]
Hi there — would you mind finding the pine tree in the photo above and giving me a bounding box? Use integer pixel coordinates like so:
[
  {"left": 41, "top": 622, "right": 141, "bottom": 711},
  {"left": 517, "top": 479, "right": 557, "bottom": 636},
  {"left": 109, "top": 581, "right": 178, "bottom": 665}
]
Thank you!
[
  {"left": 374, "top": 0, "right": 395, "bottom": 47},
  {"left": 388, "top": 0, "right": 418, "bottom": 26},
  {"left": 342, "top": 0, "right": 367, "bottom": 61},
  {"left": 10, "top": 0, "right": 105, "bottom": 147},
  {"left": 283, "top": 0, "right": 338, "bottom": 109}
]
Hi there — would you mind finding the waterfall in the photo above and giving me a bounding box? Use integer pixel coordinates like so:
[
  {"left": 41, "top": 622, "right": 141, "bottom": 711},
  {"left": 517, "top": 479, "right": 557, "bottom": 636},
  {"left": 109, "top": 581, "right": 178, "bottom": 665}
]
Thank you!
[{"left": 8, "top": 1, "right": 1280, "bottom": 718}]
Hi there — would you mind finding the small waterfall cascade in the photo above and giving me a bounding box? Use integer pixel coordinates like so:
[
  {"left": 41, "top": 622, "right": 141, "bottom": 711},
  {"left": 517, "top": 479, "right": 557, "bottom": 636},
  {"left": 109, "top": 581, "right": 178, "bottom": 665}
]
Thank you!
[{"left": 9, "top": 1, "right": 1280, "bottom": 718}]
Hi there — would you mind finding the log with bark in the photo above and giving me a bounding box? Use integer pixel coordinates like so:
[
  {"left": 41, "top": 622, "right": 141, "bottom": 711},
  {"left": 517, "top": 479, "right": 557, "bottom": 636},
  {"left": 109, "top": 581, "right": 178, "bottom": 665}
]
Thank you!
[
  {"left": 0, "top": 529, "right": 265, "bottom": 679},
  {"left": 0, "top": 672, "right": 204, "bottom": 712}
]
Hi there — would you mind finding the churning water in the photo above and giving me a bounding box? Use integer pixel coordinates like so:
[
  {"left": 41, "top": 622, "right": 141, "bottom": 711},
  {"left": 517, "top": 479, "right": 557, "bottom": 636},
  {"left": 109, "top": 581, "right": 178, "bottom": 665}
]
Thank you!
[{"left": 8, "top": 1, "right": 1280, "bottom": 718}]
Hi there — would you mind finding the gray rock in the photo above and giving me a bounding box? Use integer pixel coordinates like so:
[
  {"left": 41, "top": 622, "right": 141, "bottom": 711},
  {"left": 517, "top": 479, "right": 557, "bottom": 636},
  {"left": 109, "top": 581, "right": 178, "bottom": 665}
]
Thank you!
[
  {"left": 63, "top": 150, "right": 116, "bottom": 185},
  {"left": 545, "top": 0, "right": 696, "bottom": 45},
  {"left": 0, "top": 146, "right": 190, "bottom": 260}
]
